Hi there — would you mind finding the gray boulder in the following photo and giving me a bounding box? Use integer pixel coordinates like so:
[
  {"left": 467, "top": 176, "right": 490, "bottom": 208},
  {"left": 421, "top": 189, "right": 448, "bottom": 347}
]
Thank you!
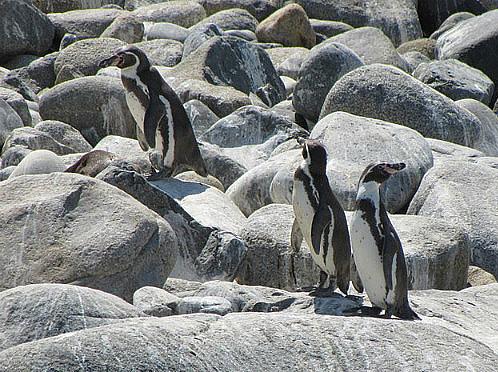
[
  {"left": 94, "top": 135, "right": 151, "bottom": 173},
  {"left": 7, "top": 149, "right": 64, "bottom": 178},
  {"left": 413, "top": 59, "right": 495, "bottom": 105},
  {"left": 134, "top": 39, "right": 183, "bottom": 67},
  {"left": 182, "top": 23, "right": 223, "bottom": 60},
  {"left": 401, "top": 51, "right": 430, "bottom": 72},
  {"left": 0, "top": 146, "right": 32, "bottom": 169},
  {"left": 320, "top": 64, "right": 482, "bottom": 147},
  {"left": 396, "top": 38, "right": 436, "bottom": 59},
  {"left": 144, "top": 22, "right": 190, "bottom": 42},
  {"left": 293, "top": 0, "right": 422, "bottom": 46},
  {"left": 54, "top": 38, "right": 126, "bottom": 84},
  {"left": 293, "top": 42, "right": 363, "bottom": 122},
  {"left": 201, "top": 105, "right": 304, "bottom": 147},
  {"left": 266, "top": 47, "right": 310, "bottom": 70},
  {"left": 191, "top": 8, "right": 258, "bottom": 32},
  {"left": 0, "top": 172, "right": 178, "bottom": 300},
  {"left": 456, "top": 99, "right": 498, "bottom": 156},
  {"left": 0, "top": 283, "right": 144, "bottom": 352},
  {"left": 0, "top": 88, "right": 31, "bottom": 127},
  {"left": 408, "top": 160, "right": 498, "bottom": 278},
  {"left": 0, "top": 166, "right": 15, "bottom": 181},
  {"left": 184, "top": 99, "right": 220, "bottom": 138},
  {"left": 436, "top": 9, "right": 498, "bottom": 97},
  {"left": 131, "top": 1, "right": 206, "bottom": 27},
  {"left": 33, "top": 0, "right": 125, "bottom": 13},
  {"left": 275, "top": 52, "right": 309, "bottom": 81},
  {"left": 324, "top": 27, "right": 409, "bottom": 71},
  {"left": 133, "top": 286, "right": 177, "bottom": 316},
  {"left": 310, "top": 19, "right": 353, "bottom": 38},
  {"left": 468, "top": 266, "right": 497, "bottom": 287},
  {"left": 34, "top": 120, "right": 93, "bottom": 153},
  {"left": 0, "top": 99, "right": 23, "bottom": 146},
  {"left": 39, "top": 76, "right": 135, "bottom": 146},
  {"left": 429, "top": 12, "right": 475, "bottom": 40},
  {"left": 48, "top": 8, "right": 125, "bottom": 39},
  {"left": 428, "top": 138, "right": 484, "bottom": 165},
  {"left": 2, "top": 127, "right": 76, "bottom": 156},
  {"left": 172, "top": 36, "right": 285, "bottom": 107},
  {"left": 3, "top": 55, "right": 42, "bottom": 70},
  {"left": 100, "top": 15, "right": 144, "bottom": 43},
  {"left": 0, "top": 0, "right": 54, "bottom": 61},
  {"left": 197, "top": 0, "right": 276, "bottom": 21},
  {"left": 176, "top": 296, "right": 232, "bottom": 315}
]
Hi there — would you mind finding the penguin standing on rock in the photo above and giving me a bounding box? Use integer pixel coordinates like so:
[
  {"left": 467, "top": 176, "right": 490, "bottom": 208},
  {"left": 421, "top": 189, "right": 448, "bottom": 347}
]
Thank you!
[
  {"left": 99, "top": 45, "right": 207, "bottom": 179},
  {"left": 291, "top": 138, "right": 352, "bottom": 295},
  {"left": 350, "top": 162, "right": 420, "bottom": 320}
]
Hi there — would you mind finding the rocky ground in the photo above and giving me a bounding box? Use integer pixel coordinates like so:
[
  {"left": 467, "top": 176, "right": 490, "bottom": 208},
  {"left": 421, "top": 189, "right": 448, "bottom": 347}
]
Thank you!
[{"left": 1, "top": 0, "right": 498, "bottom": 370}]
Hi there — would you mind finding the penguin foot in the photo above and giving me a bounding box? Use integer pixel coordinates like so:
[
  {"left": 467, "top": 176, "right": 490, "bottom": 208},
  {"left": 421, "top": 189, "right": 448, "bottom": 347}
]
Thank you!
[
  {"left": 146, "top": 168, "right": 172, "bottom": 181},
  {"left": 309, "top": 287, "right": 337, "bottom": 297},
  {"left": 358, "top": 306, "right": 383, "bottom": 317}
]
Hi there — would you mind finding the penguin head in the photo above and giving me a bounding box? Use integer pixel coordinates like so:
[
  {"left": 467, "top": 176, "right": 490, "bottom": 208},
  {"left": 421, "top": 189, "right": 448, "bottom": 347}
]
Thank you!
[
  {"left": 359, "top": 162, "right": 406, "bottom": 184},
  {"left": 298, "top": 138, "right": 327, "bottom": 175},
  {"left": 98, "top": 45, "right": 150, "bottom": 72}
]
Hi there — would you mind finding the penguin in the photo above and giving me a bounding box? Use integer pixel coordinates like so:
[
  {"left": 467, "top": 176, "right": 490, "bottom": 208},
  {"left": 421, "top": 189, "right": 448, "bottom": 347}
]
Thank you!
[
  {"left": 350, "top": 162, "right": 420, "bottom": 320},
  {"left": 291, "top": 138, "right": 352, "bottom": 295},
  {"left": 98, "top": 45, "right": 208, "bottom": 179}
]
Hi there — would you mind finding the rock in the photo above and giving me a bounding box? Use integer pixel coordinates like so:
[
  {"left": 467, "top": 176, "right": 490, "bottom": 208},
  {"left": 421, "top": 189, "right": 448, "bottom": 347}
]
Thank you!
[
  {"left": 7, "top": 149, "right": 65, "bottom": 178},
  {"left": 307, "top": 112, "right": 433, "bottom": 212},
  {"left": 34, "top": 120, "right": 92, "bottom": 153},
  {"left": 397, "top": 38, "right": 436, "bottom": 59},
  {"left": 2, "top": 55, "right": 39, "bottom": 70},
  {"left": 198, "top": 142, "right": 247, "bottom": 189},
  {"left": 182, "top": 23, "right": 224, "bottom": 60},
  {"left": 0, "top": 88, "right": 31, "bottom": 127},
  {"left": 324, "top": 27, "right": 409, "bottom": 71},
  {"left": 280, "top": 76, "right": 296, "bottom": 96},
  {"left": 456, "top": 99, "right": 498, "bottom": 156},
  {"left": 201, "top": 105, "right": 304, "bottom": 147},
  {"left": 124, "top": 0, "right": 164, "bottom": 10},
  {"left": 197, "top": 0, "right": 276, "bottom": 21},
  {"left": 134, "top": 39, "right": 183, "bottom": 67},
  {"left": 0, "top": 166, "right": 15, "bottom": 181},
  {"left": 39, "top": 76, "right": 135, "bottom": 146},
  {"left": 407, "top": 161, "right": 498, "bottom": 278},
  {"left": 401, "top": 51, "right": 430, "bottom": 72},
  {"left": 133, "top": 286, "right": 178, "bottom": 316},
  {"left": 292, "top": 42, "right": 363, "bottom": 122},
  {"left": 184, "top": 99, "right": 219, "bottom": 138},
  {"left": 418, "top": 0, "right": 486, "bottom": 35},
  {"left": 274, "top": 50, "right": 310, "bottom": 81},
  {"left": 100, "top": 15, "right": 144, "bottom": 43},
  {"left": 131, "top": 1, "right": 206, "bottom": 28},
  {"left": 0, "top": 0, "right": 55, "bottom": 61},
  {"left": 144, "top": 22, "right": 190, "bottom": 42},
  {"left": 428, "top": 138, "right": 484, "bottom": 165},
  {"left": 163, "top": 277, "right": 202, "bottom": 293},
  {"left": 48, "top": 8, "right": 124, "bottom": 39},
  {"left": 97, "top": 167, "right": 247, "bottom": 282},
  {"left": 54, "top": 38, "right": 126, "bottom": 84},
  {"left": 0, "top": 99, "right": 23, "bottom": 146},
  {"left": 173, "top": 79, "right": 251, "bottom": 118},
  {"left": 150, "top": 178, "right": 247, "bottom": 234},
  {"left": 2, "top": 52, "right": 57, "bottom": 94},
  {"left": 2, "top": 127, "right": 76, "bottom": 156},
  {"left": 467, "top": 266, "right": 497, "bottom": 287},
  {"left": 293, "top": 0, "right": 422, "bottom": 47},
  {"left": 255, "top": 4, "right": 315, "bottom": 49},
  {"left": 429, "top": 12, "right": 475, "bottom": 40},
  {"left": 175, "top": 171, "right": 224, "bottom": 191},
  {"left": 176, "top": 296, "right": 232, "bottom": 315},
  {"left": 0, "top": 172, "right": 178, "bottom": 300},
  {"left": 436, "top": 9, "right": 498, "bottom": 99},
  {"left": 192, "top": 8, "right": 258, "bottom": 32},
  {"left": 266, "top": 46, "right": 309, "bottom": 69},
  {"left": 94, "top": 135, "right": 151, "bottom": 173},
  {"left": 173, "top": 36, "right": 285, "bottom": 106},
  {"left": 224, "top": 29, "right": 256, "bottom": 41},
  {"left": 320, "top": 64, "right": 482, "bottom": 147},
  {"left": 413, "top": 59, "right": 495, "bottom": 105},
  {"left": 310, "top": 19, "right": 353, "bottom": 38},
  {"left": 33, "top": 0, "right": 125, "bottom": 13},
  {"left": 0, "top": 283, "right": 144, "bottom": 352},
  {"left": 0, "top": 146, "right": 32, "bottom": 168}
]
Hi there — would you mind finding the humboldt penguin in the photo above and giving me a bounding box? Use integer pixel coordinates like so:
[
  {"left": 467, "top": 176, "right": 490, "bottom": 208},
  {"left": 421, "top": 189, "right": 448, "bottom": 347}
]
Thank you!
[
  {"left": 291, "top": 138, "right": 352, "bottom": 295},
  {"left": 99, "top": 45, "right": 207, "bottom": 178},
  {"left": 350, "top": 162, "right": 420, "bottom": 320}
]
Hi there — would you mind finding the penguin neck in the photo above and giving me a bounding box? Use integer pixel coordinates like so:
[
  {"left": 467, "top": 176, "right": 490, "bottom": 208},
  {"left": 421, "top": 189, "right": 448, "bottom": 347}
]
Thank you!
[
  {"left": 121, "top": 65, "right": 140, "bottom": 79},
  {"left": 301, "top": 160, "right": 325, "bottom": 179},
  {"left": 356, "top": 180, "right": 381, "bottom": 206}
]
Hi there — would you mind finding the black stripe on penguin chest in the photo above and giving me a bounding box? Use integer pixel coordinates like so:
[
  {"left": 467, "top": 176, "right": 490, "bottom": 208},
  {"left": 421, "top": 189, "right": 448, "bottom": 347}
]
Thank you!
[
  {"left": 357, "top": 199, "right": 385, "bottom": 258},
  {"left": 122, "top": 76, "right": 149, "bottom": 109}
]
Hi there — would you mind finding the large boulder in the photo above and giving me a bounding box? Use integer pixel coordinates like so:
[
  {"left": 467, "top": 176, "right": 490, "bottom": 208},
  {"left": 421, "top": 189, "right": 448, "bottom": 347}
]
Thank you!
[
  {"left": 134, "top": 39, "right": 183, "bottom": 67},
  {"left": 320, "top": 64, "right": 482, "bottom": 147},
  {"left": 413, "top": 59, "right": 495, "bottom": 105},
  {"left": 33, "top": 0, "right": 125, "bottom": 13},
  {"left": 310, "top": 19, "right": 353, "bottom": 38},
  {"left": 293, "top": 0, "right": 422, "bottom": 46},
  {"left": 144, "top": 22, "right": 190, "bottom": 42},
  {"left": 436, "top": 9, "right": 498, "bottom": 99},
  {"left": 94, "top": 135, "right": 151, "bottom": 173},
  {"left": 292, "top": 42, "right": 363, "bottom": 122},
  {"left": 182, "top": 23, "right": 223, "bottom": 60},
  {"left": 324, "top": 27, "right": 409, "bottom": 71},
  {"left": 191, "top": 8, "right": 258, "bottom": 32},
  {"left": 0, "top": 0, "right": 55, "bottom": 61},
  {"left": 34, "top": 120, "right": 93, "bottom": 153},
  {"left": 428, "top": 138, "right": 484, "bottom": 165},
  {"left": 0, "top": 173, "right": 178, "bottom": 300},
  {"left": 100, "top": 15, "right": 145, "bottom": 44},
  {"left": 429, "top": 12, "right": 475, "bottom": 40},
  {"left": 408, "top": 161, "right": 498, "bottom": 278},
  {"left": 396, "top": 38, "right": 436, "bottom": 59},
  {"left": 172, "top": 36, "right": 286, "bottom": 107},
  {"left": 0, "top": 284, "right": 144, "bottom": 352},
  {"left": 7, "top": 149, "right": 65, "bottom": 178},
  {"left": 0, "top": 99, "right": 23, "bottom": 146},
  {"left": 2, "top": 127, "right": 76, "bottom": 156},
  {"left": 0, "top": 88, "right": 31, "bottom": 127},
  {"left": 196, "top": 0, "right": 277, "bottom": 21},
  {"left": 184, "top": 99, "right": 220, "bottom": 138},
  {"left": 131, "top": 1, "right": 206, "bottom": 27},
  {"left": 39, "top": 76, "right": 135, "bottom": 146},
  {"left": 255, "top": 4, "right": 315, "bottom": 49}
]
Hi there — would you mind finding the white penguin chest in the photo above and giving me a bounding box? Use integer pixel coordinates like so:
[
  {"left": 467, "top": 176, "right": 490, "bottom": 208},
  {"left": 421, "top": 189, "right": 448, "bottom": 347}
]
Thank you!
[
  {"left": 350, "top": 211, "right": 387, "bottom": 308},
  {"left": 126, "top": 91, "right": 146, "bottom": 132}
]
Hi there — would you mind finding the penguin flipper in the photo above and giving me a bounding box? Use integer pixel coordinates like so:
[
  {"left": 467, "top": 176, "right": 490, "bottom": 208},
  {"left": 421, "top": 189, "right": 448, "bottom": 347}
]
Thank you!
[
  {"left": 311, "top": 206, "right": 332, "bottom": 255},
  {"left": 136, "top": 126, "right": 149, "bottom": 152},
  {"left": 290, "top": 218, "right": 303, "bottom": 255},
  {"left": 351, "top": 257, "right": 364, "bottom": 293},
  {"left": 382, "top": 231, "right": 398, "bottom": 292},
  {"left": 143, "top": 98, "right": 163, "bottom": 148}
]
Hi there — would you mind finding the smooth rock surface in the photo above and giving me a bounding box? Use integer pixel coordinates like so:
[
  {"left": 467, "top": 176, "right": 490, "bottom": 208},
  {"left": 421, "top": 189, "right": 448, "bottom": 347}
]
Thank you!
[
  {"left": 184, "top": 99, "right": 219, "bottom": 138},
  {"left": 197, "top": 0, "right": 276, "bottom": 21},
  {"left": 176, "top": 296, "right": 232, "bottom": 315},
  {"left": 131, "top": 1, "right": 206, "bottom": 27},
  {"left": 100, "top": 15, "right": 144, "bottom": 43},
  {"left": 7, "top": 149, "right": 65, "bottom": 178},
  {"left": 0, "top": 99, "right": 23, "bottom": 146},
  {"left": 134, "top": 39, "right": 183, "bottom": 67},
  {"left": 133, "top": 286, "right": 178, "bottom": 316},
  {"left": 2, "top": 127, "right": 75, "bottom": 156},
  {"left": 34, "top": 120, "right": 93, "bottom": 153},
  {"left": 0, "top": 88, "right": 31, "bottom": 127},
  {"left": 191, "top": 8, "right": 258, "bottom": 32}
]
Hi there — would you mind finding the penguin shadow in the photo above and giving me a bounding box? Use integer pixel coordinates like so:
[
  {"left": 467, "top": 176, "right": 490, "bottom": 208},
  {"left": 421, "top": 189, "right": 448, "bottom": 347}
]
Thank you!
[
  {"left": 147, "top": 177, "right": 210, "bottom": 200},
  {"left": 309, "top": 290, "right": 365, "bottom": 317}
]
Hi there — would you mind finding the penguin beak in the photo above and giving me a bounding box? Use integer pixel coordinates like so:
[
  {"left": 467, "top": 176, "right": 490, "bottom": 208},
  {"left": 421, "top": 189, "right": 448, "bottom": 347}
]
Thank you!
[
  {"left": 384, "top": 162, "right": 406, "bottom": 175},
  {"left": 99, "top": 54, "right": 121, "bottom": 68}
]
